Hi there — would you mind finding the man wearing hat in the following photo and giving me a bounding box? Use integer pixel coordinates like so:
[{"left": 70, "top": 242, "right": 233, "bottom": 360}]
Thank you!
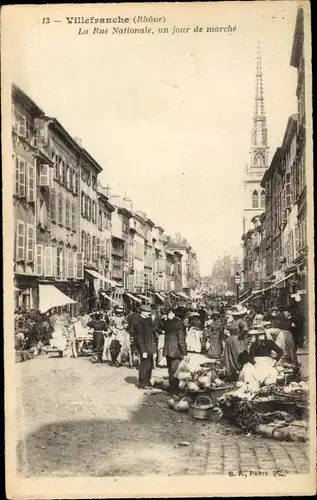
[
  {"left": 134, "top": 305, "right": 157, "bottom": 389},
  {"left": 163, "top": 308, "right": 188, "bottom": 394}
]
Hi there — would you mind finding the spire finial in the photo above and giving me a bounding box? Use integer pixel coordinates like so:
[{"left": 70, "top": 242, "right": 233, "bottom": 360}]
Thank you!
[{"left": 250, "top": 43, "right": 269, "bottom": 167}]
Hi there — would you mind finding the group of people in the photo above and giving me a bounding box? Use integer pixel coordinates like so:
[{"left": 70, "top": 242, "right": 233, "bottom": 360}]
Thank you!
[{"left": 15, "top": 297, "right": 304, "bottom": 395}]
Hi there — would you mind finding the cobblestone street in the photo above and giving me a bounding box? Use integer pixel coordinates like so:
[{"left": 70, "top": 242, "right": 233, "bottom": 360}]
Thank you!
[{"left": 16, "top": 354, "right": 310, "bottom": 477}]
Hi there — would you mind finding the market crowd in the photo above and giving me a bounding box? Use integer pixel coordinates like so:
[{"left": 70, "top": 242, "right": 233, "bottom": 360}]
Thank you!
[{"left": 14, "top": 295, "right": 306, "bottom": 393}]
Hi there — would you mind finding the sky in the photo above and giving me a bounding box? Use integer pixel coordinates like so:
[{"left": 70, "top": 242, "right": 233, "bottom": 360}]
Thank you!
[{"left": 8, "top": 2, "right": 299, "bottom": 275}]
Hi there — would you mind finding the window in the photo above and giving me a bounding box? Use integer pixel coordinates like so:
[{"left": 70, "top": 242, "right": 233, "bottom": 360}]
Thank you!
[
  {"left": 58, "top": 193, "right": 63, "bottom": 225},
  {"left": 18, "top": 114, "right": 26, "bottom": 137},
  {"left": 77, "top": 252, "right": 84, "bottom": 279},
  {"left": 81, "top": 231, "right": 86, "bottom": 256},
  {"left": 71, "top": 203, "right": 76, "bottom": 231},
  {"left": 86, "top": 170, "right": 91, "bottom": 186},
  {"left": 27, "top": 163, "right": 36, "bottom": 202},
  {"left": 69, "top": 166, "right": 73, "bottom": 191},
  {"left": 35, "top": 244, "right": 44, "bottom": 275},
  {"left": 260, "top": 190, "right": 265, "bottom": 208},
  {"left": 92, "top": 201, "right": 96, "bottom": 224},
  {"left": 15, "top": 156, "right": 26, "bottom": 197},
  {"left": 87, "top": 234, "right": 91, "bottom": 261},
  {"left": 92, "top": 236, "right": 96, "bottom": 261},
  {"left": 67, "top": 250, "right": 75, "bottom": 279},
  {"left": 66, "top": 165, "right": 70, "bottom": 190},
  {"left": 65, "top": 200, "right": 70, "bottom": 228},
  {"left": 15, "top": 220, "right": 25, "bottom": 261},
  {"left": 26, "top": 223, "right": 35, "bottom": 262},
  {"left": 92, "top": 175, "right": 97, "bottom": 191},
  {"left": 81, "top": 192, "right": 85, "bottom": 217},
  {"left": 44, "top": 246, "right": 54, "bottom": 277},
  {"left": 55, "top": 247, "right": 64, "bottom": 279},
  {"left": 96, "top": 238, "right": 101, "bottom": 260},
  {"left": 98, "top": 208, "right": 103, "bottom": 230},
  {"left": 51, "top": 191, "right": 56, "bottom": 223},
  {"left": 252, "top": 190, "right": 258, "bottom": 208},
  {"left": 40, "top": 164, "right": 50, "bottom": 187},
  {"left": 59, "top": 158, "right": 64, "bottom": 181}
]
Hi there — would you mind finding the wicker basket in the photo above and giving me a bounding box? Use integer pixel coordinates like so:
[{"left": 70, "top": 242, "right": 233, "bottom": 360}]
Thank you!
[
  {"left": 207, "top": 384, "right": 236, "bottom": 406},
  {"left": 191, "top": 395, "right": 214, "bottom": 420}
]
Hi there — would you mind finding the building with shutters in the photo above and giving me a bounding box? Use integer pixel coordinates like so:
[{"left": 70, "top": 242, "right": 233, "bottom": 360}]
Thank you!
[
  {"left": 110, "top": 196, "right": 133, "bottom": 302},
  {"left": 131, "top": 211, "right": 146, "bottom": 294},
  {"left": 153, "top": 226, "right": 167, "bottom": 292},
  {"left": 32, "top": 116, "right": 83, "bottom": 314},
  {"left": 144, "top": 217, "right": 155, "bottom": 293},
  {"left": 78, "top": 147, "right": 104, "bottom": 310},
  {"left": 12, "top": 84, "right": 48, "bottom": 311},
  {"left": 97, "top": 184, "right": 115, "bottom": 308}
]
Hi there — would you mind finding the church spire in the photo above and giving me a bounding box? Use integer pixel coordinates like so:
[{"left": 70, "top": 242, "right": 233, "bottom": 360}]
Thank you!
[{"left": 250, "top": 43, "right": 269, "bottom": 168}]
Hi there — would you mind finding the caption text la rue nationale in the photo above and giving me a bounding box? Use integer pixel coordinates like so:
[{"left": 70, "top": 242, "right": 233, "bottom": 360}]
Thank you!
[{"left": 41, "top": 15, "right": 237, "bottom": 36}]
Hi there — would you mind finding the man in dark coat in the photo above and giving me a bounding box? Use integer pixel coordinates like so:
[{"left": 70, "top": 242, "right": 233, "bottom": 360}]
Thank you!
[
  {"left": 87, "top": 313, "right": 107, "bottom": 363},
  {"left": 127, "top": 305, "right": 141, "bottom": 361},
  {"left": 163, "top": 308, "right": 188, "bottom": 394},
  {"left": 134, "top": 305, "right": 157, "bottom": 389}
]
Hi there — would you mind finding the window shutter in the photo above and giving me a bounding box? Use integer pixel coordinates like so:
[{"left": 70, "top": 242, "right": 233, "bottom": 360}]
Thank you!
[
  {"left": 52, "top": 246, "right": 57, "bottom": 277},
  {"left": 87, "top": 234, "right": 91, "bottom": 261},
  {"left": 19, "top": 158, "right": 26, "bottom": 197},
  {"left": 67, "top": 250, "right": 75, "bottom": 279},
  {"left": 62, "top": 159, "right": 67, "bottom": 185},
  {"left": 285, "top": 172, "right": 291, "bottom": 208},
  {"left": 16, "top": 220, "right": 25, "bottom": 261},
  {"left": 75, "top": 171, "right": 79, "bottom": 195},
  {"left": 77, "top": 252, "right": 84, "bottom": 279},
  {"left": 59, "top": 158, "right": 64, "bottom": 180},
  {"left": 69, "top": 166, "right": 73, "bottom": 191},
  {"left": 60, "top": 249, "right": 65, "bottom": 280},
  {"left": 71, "top": 203, "right": 76, "bottom": 231},
  {"left": 92, "top": 236, "right": 96, "bottom": 261},
  {"left": 15, "top": 157, "right": 19, "bottom": 195},
  {"left": 51, "top": 191, "right": 56, "bottom": 223},
  {"left": 65, "top": 200, "right": 70, "bottom": 228},
  {"left": 58, "top": 194, "right": 63, "bottom": 225},
  {"left": 26, "top": 223, "right": 35, "bottom": 262},
  {"left": 81, "top": 231, "right": 86, "bottom": 255},
  {"left": 19, "top": 115, "right": 26, "bottom": 137},
  {"left": 44, "top": 246, "right": 54, "bottom": 276},
  {"left": 48, "top": 167, "right": 54, "bottom": 188},
  {"left": 81, "top": 192, "right": 85, "bottom": 217},
  {"left": 40, "top": 164, "right": 50, "bottom": 187},
  {"left": 96, "top": 237, "right": 101, "bottom": 260},
  {"left": 35, "top": 244, "right": 44, "bottom": 275},
  {"left": 27, "top": 162, "right": 36, "bottom": 202}
]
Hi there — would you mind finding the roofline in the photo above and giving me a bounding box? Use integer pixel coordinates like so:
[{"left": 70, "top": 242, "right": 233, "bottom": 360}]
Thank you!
[
  {"left": 12, "top": 83, "right": 44, "bottom": 116},
  {"left": 81, "top": 148, "right": 103, "bottom": 174},
  {"left": 290, "top": 7, "right": 304, "bottom": 68},
  {"left": 44, "top": 117, "right": 82, "bottom": 153}
]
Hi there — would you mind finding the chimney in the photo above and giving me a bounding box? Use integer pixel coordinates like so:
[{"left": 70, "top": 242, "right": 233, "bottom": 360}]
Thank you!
[
  {"left": 110, "top": 194, "right": 122, "bottom": 207},
  {"left": 122, "top": 197, "right": 133, "bottom": 211},
  {"left": 136, "top": 210, "right": 146, "bottom": 219}
]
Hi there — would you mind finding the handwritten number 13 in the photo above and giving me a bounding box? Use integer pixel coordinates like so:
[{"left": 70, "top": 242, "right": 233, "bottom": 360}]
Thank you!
[{"left": 42, "top": 17, "right": 50, "bottom": 24}]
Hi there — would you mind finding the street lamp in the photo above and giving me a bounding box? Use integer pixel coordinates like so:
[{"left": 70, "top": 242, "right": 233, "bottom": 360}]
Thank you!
[{"left": 235, "top": 272, "right": 241, "bottom": 303}]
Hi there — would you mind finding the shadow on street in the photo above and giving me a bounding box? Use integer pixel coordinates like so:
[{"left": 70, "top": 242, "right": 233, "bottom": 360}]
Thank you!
[{"left": 16, "top": 390, "right": 198, "bottom": 477}]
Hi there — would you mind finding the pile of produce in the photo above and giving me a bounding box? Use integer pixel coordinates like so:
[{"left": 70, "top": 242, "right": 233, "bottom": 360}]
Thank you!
[
  {"left": 177, "top": 366, "right": 225, "bottom": 393},
  {"left": 218, "top": 382, "right": 309, "bottom": 434}
]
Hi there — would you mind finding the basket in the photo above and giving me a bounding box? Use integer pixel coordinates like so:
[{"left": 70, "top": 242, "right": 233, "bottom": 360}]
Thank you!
[
  {"left": 208, "top": 384, "right": 236, "bottom": 406},
  {"left": 191, "top": 395, "right": 214, "bottom": 420}
]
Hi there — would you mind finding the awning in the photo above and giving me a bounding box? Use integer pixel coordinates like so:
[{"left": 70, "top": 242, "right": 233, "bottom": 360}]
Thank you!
[
  {"left": 100, "top": 292, "right": 121, "bottom": 306},
  {"left": 176, "top": 292, "right": 189, "bottom": 300},
  {"left": 250, "top": 273, "right": 296, "bottom": 298},
  {"left": 39, "top": 284, "right": 76, "bottom": 313},
  {"left": 138, "top": 294, "right": 151, "bottom": 302},
  {"left": 124, "top": 292, "right": 142, "bottom": 303},
  {"left": 171, "top": 292, "right": 179, "bottom": 298},
  {"left": 14, "top": 286, "right": 21, "bottom": 292},
  {"left": 155, "top": 292, "right": 165, "bottom": 302},
  {"left": 85, "top": 269, "right": 117, "bottom": 287}
]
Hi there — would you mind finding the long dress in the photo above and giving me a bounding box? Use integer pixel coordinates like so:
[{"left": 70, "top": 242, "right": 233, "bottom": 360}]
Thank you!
[{"left": 223, "top": 334, "right": 248, "bottom": 382}]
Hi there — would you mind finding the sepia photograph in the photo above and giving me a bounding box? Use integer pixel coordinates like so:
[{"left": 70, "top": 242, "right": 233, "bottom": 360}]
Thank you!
[{"left": 2, "top": 1, "right": 315, "bottom": 498}]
